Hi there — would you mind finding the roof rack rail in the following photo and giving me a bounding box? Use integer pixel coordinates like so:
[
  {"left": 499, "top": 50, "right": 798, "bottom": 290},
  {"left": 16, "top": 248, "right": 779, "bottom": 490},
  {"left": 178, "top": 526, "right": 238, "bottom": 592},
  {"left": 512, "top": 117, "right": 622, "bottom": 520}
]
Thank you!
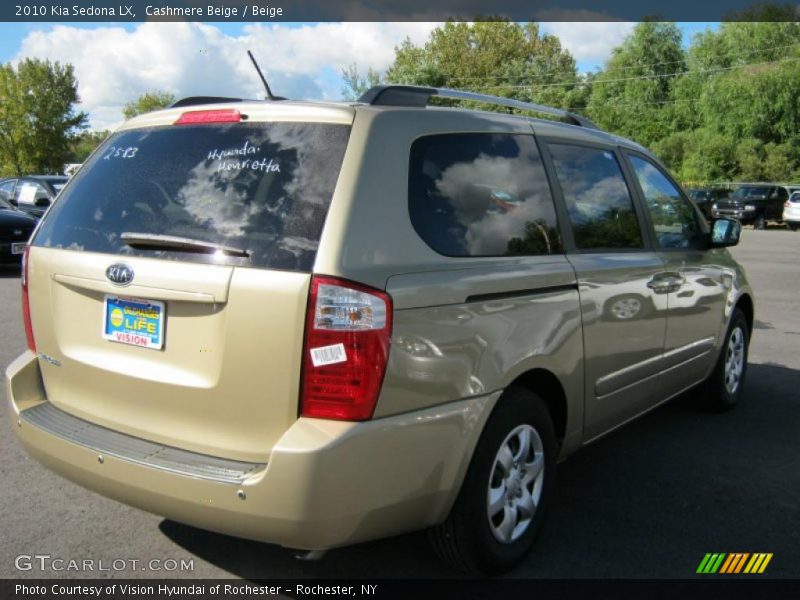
[
  {"left": 170, "top": 96, "right": 243, "bottom": 108},
  {"left": 358, "top": 85, "right": 599, "bottom": 130}
]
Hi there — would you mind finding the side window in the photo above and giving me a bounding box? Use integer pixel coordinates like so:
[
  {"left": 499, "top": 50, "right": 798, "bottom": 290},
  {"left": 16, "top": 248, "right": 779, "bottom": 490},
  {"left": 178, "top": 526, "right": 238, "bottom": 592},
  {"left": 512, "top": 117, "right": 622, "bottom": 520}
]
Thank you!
[
  {"left": 628, "top": 154, "right": 702, "bottom": 249},
  {"left": 777, "top": 187, "right": 789, "bottom": 201},
  {"left": 547, "top": 143, "right": 643, "bottom": 250},
  {"left": 408, "top": 133, "right": 562, "bottom": 257}
]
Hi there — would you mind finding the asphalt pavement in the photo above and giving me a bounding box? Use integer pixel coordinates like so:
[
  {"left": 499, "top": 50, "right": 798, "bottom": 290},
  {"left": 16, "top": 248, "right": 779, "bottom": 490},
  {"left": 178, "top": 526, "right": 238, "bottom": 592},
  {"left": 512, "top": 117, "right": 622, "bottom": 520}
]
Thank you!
[{"left": 0, "top": 228, "right": 798, "bottom": 580}]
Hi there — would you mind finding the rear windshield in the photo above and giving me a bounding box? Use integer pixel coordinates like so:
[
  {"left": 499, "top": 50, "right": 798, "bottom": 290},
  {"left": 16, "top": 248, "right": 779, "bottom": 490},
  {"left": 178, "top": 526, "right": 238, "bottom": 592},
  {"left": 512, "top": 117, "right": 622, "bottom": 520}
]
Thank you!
[{"left": 34, "top": 122, "right": 351, "bottom": 271}]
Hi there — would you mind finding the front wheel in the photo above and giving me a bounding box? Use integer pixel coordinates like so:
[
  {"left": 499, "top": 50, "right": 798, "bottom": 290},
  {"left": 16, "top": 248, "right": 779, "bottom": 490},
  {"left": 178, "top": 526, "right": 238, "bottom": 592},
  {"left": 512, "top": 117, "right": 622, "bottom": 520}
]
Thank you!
[
  {"left": 790, "top": 224, "right": 798, "bottom": 231},
  {"left": 429, "top": 387, "right": 557, "bottom": 574},
  {"left": 754, "top": 215, "right": 766, "bottom": 230},
  {"left": 698, "top": 308, "right": 749, "bottom": 411}
]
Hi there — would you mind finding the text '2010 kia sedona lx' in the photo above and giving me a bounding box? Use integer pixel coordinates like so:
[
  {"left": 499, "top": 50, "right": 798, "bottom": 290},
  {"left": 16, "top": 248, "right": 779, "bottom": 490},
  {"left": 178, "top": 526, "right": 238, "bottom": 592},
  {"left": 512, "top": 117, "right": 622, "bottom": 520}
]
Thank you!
[{"left": 6, "top": 85, "right": 753, "bottom": 574}]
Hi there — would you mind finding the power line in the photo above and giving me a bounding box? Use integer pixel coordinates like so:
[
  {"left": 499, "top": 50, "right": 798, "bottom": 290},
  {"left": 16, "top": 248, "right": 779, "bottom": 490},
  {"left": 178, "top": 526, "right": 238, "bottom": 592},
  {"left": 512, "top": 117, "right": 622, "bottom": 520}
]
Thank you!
[{"left": 457, "top": 56, "right": 800, "bottom": 91}]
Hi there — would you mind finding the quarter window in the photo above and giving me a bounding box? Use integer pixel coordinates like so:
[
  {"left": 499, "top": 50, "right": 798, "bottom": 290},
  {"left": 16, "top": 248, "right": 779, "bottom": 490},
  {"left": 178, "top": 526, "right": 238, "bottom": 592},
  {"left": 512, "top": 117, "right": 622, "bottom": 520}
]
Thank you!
[
  {"left": 408, "top": 133, "right": 562, "bottom": 257},
  {"left": 548, "top": 144, "right": 643, "bottom": 250}
]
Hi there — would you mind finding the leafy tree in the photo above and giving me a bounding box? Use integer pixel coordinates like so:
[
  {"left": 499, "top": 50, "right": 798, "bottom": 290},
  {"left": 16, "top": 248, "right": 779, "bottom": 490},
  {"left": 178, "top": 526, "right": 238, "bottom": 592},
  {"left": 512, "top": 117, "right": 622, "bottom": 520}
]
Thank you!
[
  {"left": 122, "top": 90, "right": 176, "bottom": 119},
  {"left": 341, "top": 63, "right": 381, "bottom": 101},
  {"left": 385, "top": 20, "right": 585, "bottom": 115},
  {"left": 67, "top": 130, "right": 110, "bottom": 163},
  {"left": 587, "top": 21, "right": 686, "bottom": 147},
  {"left": 0, "top": 58, "right": 87, "bottom": 176}
]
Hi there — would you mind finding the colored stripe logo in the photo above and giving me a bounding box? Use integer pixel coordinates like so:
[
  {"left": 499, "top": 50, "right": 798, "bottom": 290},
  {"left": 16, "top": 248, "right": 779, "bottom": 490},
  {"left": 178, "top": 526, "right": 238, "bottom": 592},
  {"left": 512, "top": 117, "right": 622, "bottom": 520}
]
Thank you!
[{"left": 697, "top": 553, "right": 773, "bottom": 574}]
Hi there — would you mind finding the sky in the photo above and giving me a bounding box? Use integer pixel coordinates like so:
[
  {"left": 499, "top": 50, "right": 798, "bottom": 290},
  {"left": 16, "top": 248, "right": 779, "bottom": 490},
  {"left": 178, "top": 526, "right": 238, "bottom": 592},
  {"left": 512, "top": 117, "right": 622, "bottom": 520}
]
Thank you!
[{"left": 0, "top": 21, "right": 718, "bottom": 130}]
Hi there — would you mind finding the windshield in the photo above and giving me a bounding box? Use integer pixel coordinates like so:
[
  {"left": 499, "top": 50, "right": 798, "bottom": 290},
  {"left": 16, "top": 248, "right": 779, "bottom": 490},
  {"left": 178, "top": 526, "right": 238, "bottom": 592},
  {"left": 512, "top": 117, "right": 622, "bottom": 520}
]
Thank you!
[
  {"left": 688, "top": 190, "right": 709, "bottom": 201},
  {"left": 34, "top": 122, "right": 351, "bottom": 271},
  {"left": 731, "top": 186, "right": 768, "bottom": 200}
]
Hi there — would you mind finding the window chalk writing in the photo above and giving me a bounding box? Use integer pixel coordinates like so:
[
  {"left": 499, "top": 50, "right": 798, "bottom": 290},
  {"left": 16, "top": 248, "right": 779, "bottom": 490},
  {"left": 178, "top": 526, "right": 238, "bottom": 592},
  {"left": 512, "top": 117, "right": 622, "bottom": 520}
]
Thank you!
[
  {"left": 207, "top": 141, "right": 261, "bottom": 161},
  {"left": 216, "top": 157, "right": 281, "bottom": 173},
  {"left": 103, "top": 146, "right": 138, "bottom": 160}
]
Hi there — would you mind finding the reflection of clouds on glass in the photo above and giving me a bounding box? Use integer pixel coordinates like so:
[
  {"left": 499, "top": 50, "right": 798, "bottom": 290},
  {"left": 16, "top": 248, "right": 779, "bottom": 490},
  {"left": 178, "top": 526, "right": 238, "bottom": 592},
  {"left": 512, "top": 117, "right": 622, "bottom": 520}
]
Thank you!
[
  {"left": 178, "top": 160, "right": 255, "bottom": 238},
  {"left": 266, "top": 124, "right": 334, "bottom": 208},
  {"left": 436, "top": 153, "right": 554, "bottom": 255},
  {"left": 564, "top": 175, "right": 630, "bottom": 223},
  {"left": 282, "top": 236, "right": 318, "bottom": 252}
]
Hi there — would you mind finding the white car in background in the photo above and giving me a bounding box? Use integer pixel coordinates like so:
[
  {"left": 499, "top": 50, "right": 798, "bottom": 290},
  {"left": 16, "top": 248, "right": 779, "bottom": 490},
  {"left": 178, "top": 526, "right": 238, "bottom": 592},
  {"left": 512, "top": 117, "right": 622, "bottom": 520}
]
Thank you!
[{"left": 784, "top": 191, "right": 800, "bottom": 231}]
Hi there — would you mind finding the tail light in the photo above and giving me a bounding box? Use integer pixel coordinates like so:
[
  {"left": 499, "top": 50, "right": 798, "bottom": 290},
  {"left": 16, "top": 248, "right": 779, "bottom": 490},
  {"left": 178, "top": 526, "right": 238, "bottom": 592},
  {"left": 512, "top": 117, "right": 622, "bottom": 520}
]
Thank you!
[
  {"left": 300, "top": 275, "right": 392, "bottom": 420},
  {"left": 21, "top": 246, "right": 36, "bottom": 352}
]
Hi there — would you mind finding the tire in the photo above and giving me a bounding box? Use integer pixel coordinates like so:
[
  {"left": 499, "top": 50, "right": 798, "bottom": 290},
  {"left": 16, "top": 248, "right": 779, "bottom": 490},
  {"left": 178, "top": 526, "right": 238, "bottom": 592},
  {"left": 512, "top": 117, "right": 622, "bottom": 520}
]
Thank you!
[
  {"left": 698, "top": 308, "right": 749, "bottom": 411},
  {"left": 754, "top": 215, "right": 766, "bottom": 230},
  {"left": 790, "top": 224, "right": 798, "bottom": 232},
  {"left": 430, "top": 387, "right": 557, "bottom": 574}
]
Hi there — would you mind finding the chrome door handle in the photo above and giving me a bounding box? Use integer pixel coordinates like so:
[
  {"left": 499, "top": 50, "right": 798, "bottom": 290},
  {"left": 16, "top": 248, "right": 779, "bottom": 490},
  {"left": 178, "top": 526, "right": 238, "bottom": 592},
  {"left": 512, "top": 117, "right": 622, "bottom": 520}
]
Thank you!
[{"left": 647, "top": 275, "right": 684, "bottom": 294}]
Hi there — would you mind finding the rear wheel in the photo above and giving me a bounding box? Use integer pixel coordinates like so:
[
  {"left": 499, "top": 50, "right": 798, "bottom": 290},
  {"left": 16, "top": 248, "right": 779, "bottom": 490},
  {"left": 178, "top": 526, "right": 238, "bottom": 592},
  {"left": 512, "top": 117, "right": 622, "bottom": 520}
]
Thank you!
[
  {"left": 430, "top": 387, "right": 557, "bottom": 574},
  {"left": 790, "top": 224, "right": 798, "bottom": 231},
  {"left": 698, "top": 308, "right": 749, "bottom": 411}
]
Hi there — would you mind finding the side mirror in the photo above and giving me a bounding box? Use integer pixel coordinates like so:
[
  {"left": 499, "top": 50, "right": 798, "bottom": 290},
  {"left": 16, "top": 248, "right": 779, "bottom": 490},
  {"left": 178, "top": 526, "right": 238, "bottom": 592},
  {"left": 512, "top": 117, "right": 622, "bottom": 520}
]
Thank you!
[
  {"left": 34, "top": 197, "right": 51, "bottom": 208},
  {"left": 711, "top": 218, "right": 741, "bottom": 247}
]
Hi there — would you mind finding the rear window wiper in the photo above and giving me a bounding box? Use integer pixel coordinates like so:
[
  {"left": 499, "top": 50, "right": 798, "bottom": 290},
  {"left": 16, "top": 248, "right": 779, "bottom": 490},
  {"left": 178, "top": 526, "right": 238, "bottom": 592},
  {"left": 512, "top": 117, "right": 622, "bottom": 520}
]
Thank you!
[{"left": 121, "top": 232, "right": 250, "bottom": 258}]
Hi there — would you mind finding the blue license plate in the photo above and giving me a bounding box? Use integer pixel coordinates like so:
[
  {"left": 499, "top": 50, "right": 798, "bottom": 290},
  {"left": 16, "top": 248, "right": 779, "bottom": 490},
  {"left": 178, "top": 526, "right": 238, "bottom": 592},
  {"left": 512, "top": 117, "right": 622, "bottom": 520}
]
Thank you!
[{"left": 102, "top": 296, "right": 165, "bottom": 350}]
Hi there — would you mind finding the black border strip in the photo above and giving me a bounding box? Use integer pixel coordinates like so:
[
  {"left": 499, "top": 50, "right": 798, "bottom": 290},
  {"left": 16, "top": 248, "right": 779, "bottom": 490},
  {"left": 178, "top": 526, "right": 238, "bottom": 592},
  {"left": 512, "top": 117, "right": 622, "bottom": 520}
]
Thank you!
[{"left": 466, "top": 283, "right": 578, "bottom": 303}]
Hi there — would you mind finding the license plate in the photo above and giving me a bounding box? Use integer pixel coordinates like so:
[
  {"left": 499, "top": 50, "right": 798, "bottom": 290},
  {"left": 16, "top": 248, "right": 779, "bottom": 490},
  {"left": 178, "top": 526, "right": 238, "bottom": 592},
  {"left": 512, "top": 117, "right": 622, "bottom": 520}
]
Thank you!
[
  {"left": 11, "top": 242, "right": 25, "bottom": 255},
  {"left": 102, "top": 296, "right": 165, "bottom": 350}
]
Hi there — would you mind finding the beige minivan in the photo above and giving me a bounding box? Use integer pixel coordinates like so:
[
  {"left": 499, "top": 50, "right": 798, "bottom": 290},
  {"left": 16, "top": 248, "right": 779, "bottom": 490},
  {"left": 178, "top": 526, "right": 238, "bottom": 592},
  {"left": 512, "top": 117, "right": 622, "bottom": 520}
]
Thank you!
[{"left": 6, "top": 86, "right": 753, "bottom": 574}]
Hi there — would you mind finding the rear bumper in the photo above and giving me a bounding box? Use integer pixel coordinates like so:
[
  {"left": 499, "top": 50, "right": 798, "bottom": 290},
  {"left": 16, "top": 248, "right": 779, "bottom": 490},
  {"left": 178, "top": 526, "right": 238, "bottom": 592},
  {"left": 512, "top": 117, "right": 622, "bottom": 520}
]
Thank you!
[{"left": 6, "top": 351, "right": 496, "bottom": 550}]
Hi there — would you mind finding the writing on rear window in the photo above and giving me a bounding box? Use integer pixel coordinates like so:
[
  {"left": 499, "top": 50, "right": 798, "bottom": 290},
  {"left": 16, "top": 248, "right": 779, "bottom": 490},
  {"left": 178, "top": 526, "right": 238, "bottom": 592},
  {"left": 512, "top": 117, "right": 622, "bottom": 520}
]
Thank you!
[
  {"left": 310, "top": 343, "right": 347, "bottom": 367},
  {"left": 103, "top": 146, "right": 138, "bottom": 160},
  {"left": 207, "top": 141, "right": 281, "bottom": 173}
]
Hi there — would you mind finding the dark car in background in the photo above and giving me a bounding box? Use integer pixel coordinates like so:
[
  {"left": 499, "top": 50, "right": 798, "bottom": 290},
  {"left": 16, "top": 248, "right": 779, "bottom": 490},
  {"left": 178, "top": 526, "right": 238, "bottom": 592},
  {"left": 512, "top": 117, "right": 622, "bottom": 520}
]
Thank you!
[
  {"left": 711, "top": 183, "right": 790, "bottom": 229},
  {"left": 0, "top": 175, "right": 69, "bottom": 219},
  {"left": 686, "top": 187, "right": 729, "bottom": 219},
  {"left": 0, "top": 196, "right": 37, "bottom": 264}
]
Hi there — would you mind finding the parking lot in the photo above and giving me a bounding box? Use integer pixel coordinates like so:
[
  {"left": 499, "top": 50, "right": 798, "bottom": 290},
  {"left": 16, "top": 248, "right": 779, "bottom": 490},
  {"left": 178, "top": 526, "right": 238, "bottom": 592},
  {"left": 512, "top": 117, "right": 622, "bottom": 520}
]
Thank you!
[{"left": 1, "top": 228, "right": 798, "bottom": 580}]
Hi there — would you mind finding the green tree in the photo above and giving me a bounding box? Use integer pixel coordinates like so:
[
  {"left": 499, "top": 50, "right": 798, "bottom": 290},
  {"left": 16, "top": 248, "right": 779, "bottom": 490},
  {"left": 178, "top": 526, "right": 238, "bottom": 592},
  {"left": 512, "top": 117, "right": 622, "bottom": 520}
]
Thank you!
[
  {"left": 122, "top": 90, "right": 176, "bottom": 119},
  {"left": 587, "top": 21, "right": 686, "bottom": 147},
  {"left": 385, "top": 21, "right": 585, "bottom": 115},
  {"left": 0, "top": 58, "right": 87, "bottom": 176},
  {"left": 340, "top": 63, "right": 381, "bottom": 100},
  {"left": 67, "top": 130, "right": 110, "bottom": 163}
]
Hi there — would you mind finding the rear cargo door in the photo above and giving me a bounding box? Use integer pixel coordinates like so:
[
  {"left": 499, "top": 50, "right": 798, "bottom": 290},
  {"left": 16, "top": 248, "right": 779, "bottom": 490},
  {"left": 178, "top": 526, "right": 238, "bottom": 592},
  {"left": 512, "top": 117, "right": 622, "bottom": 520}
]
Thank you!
[{"left": 28, "top": 116, "right": 352, "bottom": 462}]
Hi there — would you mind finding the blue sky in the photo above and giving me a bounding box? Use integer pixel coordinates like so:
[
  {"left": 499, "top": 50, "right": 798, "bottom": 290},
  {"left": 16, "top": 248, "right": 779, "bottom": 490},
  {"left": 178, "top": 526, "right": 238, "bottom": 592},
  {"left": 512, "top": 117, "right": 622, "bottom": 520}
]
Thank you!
[{"left": 0, "top": 21, "right": 718, "bottom": 129}]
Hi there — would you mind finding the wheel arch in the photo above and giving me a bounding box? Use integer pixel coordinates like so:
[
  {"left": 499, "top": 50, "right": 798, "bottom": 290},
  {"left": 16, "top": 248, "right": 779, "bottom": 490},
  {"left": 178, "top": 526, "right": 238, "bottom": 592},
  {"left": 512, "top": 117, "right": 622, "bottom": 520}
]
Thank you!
[
  {"left": 507, "top": 368, "right": 568, "bottom": 446},
  {"left": 735, "top": 293, "right": 754, "bottom": 336}
]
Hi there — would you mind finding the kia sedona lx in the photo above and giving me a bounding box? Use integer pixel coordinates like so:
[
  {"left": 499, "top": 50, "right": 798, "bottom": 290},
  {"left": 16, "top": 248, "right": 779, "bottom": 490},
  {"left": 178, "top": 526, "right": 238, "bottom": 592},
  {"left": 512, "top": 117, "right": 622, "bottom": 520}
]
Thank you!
[{"left": 6, "top": 86, "right": 753, "bottom": 574}]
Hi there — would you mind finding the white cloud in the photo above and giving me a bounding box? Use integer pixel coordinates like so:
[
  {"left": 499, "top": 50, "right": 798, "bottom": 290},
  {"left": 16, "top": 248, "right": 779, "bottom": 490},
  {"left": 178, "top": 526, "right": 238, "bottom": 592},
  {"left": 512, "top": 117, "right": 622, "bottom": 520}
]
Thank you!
[
  {"left": 14, "top": 22, "right": 438, "bottom": 130},
  {"left": 541, "top": 22, "right": 635, "bottom": 68},
  {"left": 14, "top": 20, "right": 635, "bottom": 130}
]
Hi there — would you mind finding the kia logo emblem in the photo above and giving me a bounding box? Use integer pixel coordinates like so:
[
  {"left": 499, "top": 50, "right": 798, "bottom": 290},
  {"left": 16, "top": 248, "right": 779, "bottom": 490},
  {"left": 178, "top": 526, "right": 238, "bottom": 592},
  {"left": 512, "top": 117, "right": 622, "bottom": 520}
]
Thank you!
[{"left": 106, "top": 263, "right": 134, "bottom": 286}]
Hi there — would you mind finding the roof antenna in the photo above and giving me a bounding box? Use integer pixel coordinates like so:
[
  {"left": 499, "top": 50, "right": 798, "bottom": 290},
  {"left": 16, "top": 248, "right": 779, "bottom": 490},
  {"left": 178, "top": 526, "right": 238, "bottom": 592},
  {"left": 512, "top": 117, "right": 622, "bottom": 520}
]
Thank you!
[{"left": 248, "top": 50, "right": 285, "bottom": 101}]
